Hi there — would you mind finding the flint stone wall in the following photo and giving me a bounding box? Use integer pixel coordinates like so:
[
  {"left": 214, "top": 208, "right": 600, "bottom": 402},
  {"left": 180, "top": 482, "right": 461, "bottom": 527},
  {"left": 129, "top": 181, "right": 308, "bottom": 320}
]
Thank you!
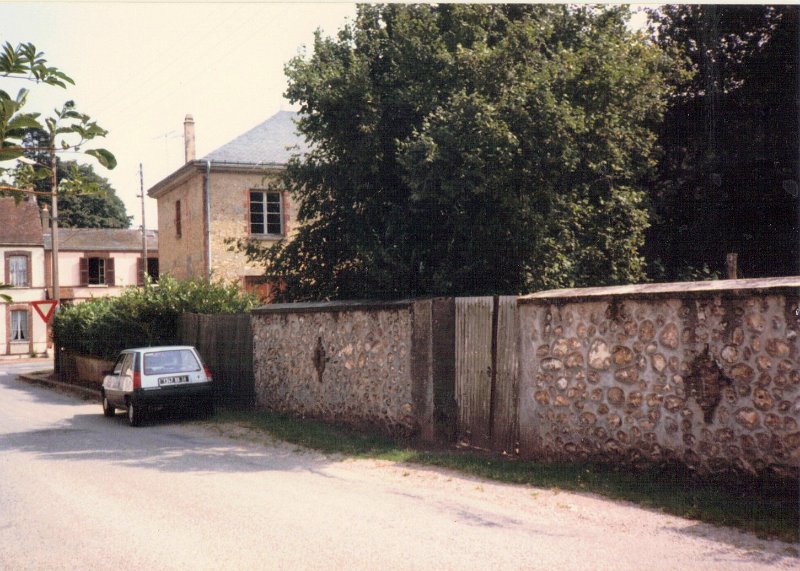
[
  {"left": 251, "top": 299, "right": 454, "bottom": 438},
  {"left": 518, "top": 278, "right": 800, "bottom": 476}
]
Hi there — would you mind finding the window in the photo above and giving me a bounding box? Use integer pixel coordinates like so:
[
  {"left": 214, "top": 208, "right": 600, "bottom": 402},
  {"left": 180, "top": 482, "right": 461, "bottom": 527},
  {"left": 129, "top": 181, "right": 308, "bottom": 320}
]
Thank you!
[
  {"left": 79, "top": 256, "right": 115, "bottom": 286},
  {"left": 10, "top": 310, "right": 28, "bottom": 342},
  {"left": 89, "top": 257, "right": 105, "bottom": 285},
  {"left": 143, "top": 349, "right": 200, "bottom": 375},
  {"left": 175, "top": 200, "right": 182, "bottom": 238},
  {"left": 7, "top": 254, "right": 29, "bottom": 287},
  {"left": 249, "top": 190, "right": 283, "bottom": 235},
  {"left": 136, "top": 257, "right": 159, "bottom": 286},
  {"left": 147, "top": 257, "right": 159, "bottom": 280}
]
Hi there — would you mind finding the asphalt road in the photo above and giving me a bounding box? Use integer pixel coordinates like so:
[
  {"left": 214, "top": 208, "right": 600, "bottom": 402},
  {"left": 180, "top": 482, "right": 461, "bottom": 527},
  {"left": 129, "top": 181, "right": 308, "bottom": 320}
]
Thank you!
[{"left": 0, "top": 362, "right": 797, "bottom": 570}]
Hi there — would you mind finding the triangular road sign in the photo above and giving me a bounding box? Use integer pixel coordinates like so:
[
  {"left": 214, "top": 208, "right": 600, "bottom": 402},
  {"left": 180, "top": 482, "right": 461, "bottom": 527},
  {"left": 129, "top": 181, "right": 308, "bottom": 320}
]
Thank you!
[{"left": 32, "top": 300, "right": 58, "bottom": 324}]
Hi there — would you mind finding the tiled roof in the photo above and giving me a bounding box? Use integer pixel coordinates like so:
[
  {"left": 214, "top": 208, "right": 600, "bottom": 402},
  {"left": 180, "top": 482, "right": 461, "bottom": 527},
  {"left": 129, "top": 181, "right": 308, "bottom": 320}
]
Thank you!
[
  {"left": 0, "top": 197, "right": 44, "bottom": 246},
  {"left": 202, "top": 110, "right": 309, "bottom": 166},
  {"left": 44, "top": 228, "right": 158, "bottom": 252}
]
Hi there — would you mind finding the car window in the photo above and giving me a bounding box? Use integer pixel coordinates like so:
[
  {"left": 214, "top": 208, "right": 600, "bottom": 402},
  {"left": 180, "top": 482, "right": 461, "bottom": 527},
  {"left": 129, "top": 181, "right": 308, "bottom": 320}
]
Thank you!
[
  {"left": 112, "top": 354, "right": 126, "bottom": 375},
  {"left": 143, "top": 349, "right": 201, "bottom": 375},
  {"left": 119, "top": 354, "right": 134, "bottom": 376}
]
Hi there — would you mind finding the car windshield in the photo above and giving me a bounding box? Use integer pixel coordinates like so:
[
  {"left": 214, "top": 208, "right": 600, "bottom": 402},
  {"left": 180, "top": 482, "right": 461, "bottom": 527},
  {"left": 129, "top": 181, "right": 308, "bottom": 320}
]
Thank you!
[{"left": 143, "top": 349, "right": 201, "bottom": 375}]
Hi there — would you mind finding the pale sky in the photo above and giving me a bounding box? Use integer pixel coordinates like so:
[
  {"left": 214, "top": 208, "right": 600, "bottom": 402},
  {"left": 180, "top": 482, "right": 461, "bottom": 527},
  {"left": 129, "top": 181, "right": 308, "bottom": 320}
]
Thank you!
[
  {"left": 1, "top": 2, "right": 651, "bottom": 230},
  {"left": 1, "top": 2, "right": 357, "bottom": 228}
]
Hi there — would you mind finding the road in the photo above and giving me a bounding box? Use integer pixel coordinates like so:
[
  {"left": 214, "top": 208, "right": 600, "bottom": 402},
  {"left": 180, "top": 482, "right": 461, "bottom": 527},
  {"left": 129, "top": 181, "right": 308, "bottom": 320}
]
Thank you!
[{"left": 0, "top": 362, "right": 796, "bottom": 570}]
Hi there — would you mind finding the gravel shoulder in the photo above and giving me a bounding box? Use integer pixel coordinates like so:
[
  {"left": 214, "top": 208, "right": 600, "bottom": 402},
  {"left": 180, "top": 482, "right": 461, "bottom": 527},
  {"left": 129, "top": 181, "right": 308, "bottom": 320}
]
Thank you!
[{"left": 192, "top": 419, "right": 800, "bottom": 568}]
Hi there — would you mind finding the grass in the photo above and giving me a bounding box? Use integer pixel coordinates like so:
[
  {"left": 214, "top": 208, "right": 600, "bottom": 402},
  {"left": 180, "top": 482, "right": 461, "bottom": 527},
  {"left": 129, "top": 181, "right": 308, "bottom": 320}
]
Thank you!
[{"left": 211, "top": 409, "right": 799, "bottom": 543}]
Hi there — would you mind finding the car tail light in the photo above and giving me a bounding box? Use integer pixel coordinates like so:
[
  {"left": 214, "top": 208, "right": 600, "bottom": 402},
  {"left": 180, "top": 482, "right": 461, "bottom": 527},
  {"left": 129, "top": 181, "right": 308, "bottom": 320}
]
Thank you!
[
  {"left": 133, "top": 370, "right": 141, "bottom": 390},
  {"left": 204, "top": 366, "right": 213, "bottom": 381}
]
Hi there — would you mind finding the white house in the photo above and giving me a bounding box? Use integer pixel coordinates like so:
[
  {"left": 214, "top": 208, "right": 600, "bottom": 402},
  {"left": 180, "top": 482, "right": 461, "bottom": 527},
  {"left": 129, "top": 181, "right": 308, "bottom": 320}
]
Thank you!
[{"left": 0, "top": 197, "right": 48, "bottom": 356}]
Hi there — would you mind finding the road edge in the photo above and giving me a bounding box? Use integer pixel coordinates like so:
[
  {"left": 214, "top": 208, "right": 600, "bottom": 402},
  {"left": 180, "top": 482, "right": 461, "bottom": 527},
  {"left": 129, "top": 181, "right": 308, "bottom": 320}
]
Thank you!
[{"left": 17, "top": 370, "right": 101, "bottom": 401}]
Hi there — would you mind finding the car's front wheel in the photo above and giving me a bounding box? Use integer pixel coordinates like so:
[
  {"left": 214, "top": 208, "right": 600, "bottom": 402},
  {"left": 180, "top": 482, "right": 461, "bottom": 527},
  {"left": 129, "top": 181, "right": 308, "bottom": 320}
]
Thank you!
[
  {"left": 102, "top": 393, "right": 115, "bottom": 417},
  {"left": 127, "top": 401, "right": 143, "bottom": 427}
]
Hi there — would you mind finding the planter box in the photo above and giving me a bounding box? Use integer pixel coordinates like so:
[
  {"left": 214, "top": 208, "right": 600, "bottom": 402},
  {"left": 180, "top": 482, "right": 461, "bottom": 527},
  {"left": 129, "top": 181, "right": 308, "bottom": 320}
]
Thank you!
[{"left": 74, "top": 354, "right": 114, "bottom": 386}]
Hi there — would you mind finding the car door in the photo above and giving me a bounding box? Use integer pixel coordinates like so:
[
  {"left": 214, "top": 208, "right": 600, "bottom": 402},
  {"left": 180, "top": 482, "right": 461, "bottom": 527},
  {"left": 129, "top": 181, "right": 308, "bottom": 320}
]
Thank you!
[{"left": 104, "top": 352, "right": 132, "bottom": 405}]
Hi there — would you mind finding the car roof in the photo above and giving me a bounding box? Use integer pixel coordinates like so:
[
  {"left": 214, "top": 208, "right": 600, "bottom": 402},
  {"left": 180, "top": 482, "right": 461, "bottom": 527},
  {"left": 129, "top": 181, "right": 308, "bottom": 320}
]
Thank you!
[{"left": 123, "top": 346, "right": 197, "bottom": 353}]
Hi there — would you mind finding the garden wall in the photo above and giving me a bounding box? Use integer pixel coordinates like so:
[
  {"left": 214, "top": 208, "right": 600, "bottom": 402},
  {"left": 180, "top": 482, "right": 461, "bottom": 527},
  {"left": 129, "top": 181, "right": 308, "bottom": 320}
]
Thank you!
[
  {"left": 516, "top": 277, "right": 800, "bottom": 477},
  {"left": 250, "top": 299, "right": 455, "bottom": 440}
]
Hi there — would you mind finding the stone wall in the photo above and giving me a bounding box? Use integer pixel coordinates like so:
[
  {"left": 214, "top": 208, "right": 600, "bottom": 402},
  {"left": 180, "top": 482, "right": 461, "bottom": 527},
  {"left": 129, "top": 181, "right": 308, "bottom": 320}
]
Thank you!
[
  {"left": 517, "top": 278, "right": 800, "bottom": 477},
  {"left": 208, "top": 169, "right": 299, "bottom": 284},
  {"left": 155, "top": 171, "right": 206, "bottom": 281},
  {"left": 251, "top": 299, "right": 454, "bottom": 439}
]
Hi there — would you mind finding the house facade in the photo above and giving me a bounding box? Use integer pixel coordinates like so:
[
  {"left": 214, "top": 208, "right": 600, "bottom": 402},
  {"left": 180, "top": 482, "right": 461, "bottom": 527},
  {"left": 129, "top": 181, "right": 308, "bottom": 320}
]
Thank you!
[
  {"left": 0, "top": 197, "right": 48, "bottom": 356},
  {"left": 0, "top": 196, "right": 159, "bottom": 357},
  {"left": 147, "top": 112, "right": 305, "bottom": 300},
  {"left": 44, "top": 228, "right": 159, "bottom": 303}
]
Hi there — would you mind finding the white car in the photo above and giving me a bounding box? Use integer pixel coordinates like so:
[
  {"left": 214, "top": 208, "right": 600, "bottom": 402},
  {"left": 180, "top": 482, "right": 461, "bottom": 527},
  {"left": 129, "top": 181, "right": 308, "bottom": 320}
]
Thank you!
[{"left": 102, "top": 345, "right": 213, "bottom": 426}]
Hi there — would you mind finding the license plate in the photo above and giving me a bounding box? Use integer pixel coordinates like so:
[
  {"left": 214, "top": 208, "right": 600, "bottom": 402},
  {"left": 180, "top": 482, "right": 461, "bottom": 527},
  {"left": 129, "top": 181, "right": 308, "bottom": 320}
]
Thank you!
[{"left": 158, "top": 375, "right": 189, "bottom": 386}]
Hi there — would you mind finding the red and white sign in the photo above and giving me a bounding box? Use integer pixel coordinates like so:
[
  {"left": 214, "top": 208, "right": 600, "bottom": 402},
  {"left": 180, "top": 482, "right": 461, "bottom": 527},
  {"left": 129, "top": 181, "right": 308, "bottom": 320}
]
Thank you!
[{"left": 32, "top": 300, "right": 58, "bottom": 324}]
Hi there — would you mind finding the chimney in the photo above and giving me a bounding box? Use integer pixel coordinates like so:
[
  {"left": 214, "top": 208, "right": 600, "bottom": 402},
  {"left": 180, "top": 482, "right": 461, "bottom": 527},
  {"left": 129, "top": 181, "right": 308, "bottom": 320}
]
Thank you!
[
  {"left": 184, "top": 114, "right": 195, "bottom": 163},
  {"left": 41, "top": 204, "right": 50, "bottom": 230}
]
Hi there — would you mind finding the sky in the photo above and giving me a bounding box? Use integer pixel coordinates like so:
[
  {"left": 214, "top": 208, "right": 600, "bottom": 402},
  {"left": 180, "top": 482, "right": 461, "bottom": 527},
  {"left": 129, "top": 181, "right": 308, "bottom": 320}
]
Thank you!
[
  {"left": 1, "top": 2, "right": 651, "bottom": 230},
  {"left": 1, "top": 2, "right": 357, "bottom": 228}
]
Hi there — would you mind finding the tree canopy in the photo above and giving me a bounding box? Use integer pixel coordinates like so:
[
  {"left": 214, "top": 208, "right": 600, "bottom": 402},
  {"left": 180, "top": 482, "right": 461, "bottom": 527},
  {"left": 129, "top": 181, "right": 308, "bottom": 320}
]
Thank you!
[
  {"left": 240, "top": 5, "right": 672, "bottom": 301},
  {"left": 645, "top": 5, "right": 798, "bottom": 279},
  {"left": 0, "top": 39, "right": 115, "bottom": 195}
]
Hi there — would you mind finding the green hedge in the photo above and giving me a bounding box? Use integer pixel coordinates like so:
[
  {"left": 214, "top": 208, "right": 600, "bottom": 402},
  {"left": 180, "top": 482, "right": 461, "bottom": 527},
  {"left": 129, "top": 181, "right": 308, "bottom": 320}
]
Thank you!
[{"left": 53, "top": 276, "right": 255, "bottom": 359}]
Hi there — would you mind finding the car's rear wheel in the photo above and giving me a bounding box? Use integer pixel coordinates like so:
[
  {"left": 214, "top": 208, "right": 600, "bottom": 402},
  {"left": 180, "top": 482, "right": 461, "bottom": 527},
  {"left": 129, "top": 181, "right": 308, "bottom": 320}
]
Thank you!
[
  {"left": 102, "top": 393, "right": 115, "bottom": 417},
  {"left": 127, "top": 400, "right": 143, "bottom": 427}
]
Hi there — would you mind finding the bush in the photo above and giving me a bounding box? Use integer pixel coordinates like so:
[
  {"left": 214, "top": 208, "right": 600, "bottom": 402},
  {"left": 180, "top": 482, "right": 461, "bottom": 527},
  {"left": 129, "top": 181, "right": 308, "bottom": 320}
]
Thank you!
[{"left": 53, "top": 276, "right": 255, "bottom": 359}]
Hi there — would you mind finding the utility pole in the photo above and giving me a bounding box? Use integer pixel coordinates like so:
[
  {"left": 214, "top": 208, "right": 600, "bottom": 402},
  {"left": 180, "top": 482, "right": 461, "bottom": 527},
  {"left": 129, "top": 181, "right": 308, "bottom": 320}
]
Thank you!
[
  {"left": 139, "top": 163, "right": 148, "bottom": 283},
  {"left": 50, "top": 148, "right": 60, "bottom": 304}
]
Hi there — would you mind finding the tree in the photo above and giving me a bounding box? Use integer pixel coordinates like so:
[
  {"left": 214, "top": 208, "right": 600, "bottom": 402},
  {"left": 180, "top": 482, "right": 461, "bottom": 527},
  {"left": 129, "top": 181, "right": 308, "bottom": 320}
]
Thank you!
[
  {"left": 238, "top": 5, "right": 672, "bottom": 301},
  {"left": 1, "top": 39, "right": 115, "bottom": 197},
  {"left": 646, "top": 6, "right": 799, "bottom": 279},
  {"left": 1, "top": 39, "right": 116, "bottom": 302}
]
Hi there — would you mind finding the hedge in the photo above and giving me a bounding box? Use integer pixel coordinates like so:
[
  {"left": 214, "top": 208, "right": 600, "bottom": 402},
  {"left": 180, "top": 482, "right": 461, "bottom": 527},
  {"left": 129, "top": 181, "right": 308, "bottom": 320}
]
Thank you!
[{"left": 53, "top": 276, "right": 255, "bottom": 359}]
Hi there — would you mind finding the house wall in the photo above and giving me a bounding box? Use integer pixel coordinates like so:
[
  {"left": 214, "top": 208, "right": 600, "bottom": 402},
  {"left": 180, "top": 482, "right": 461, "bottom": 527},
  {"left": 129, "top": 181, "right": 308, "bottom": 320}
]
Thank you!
[
  {"left": 156, "top": 173, "right": 206, "bottom": 280},
  {"left": 0, "top": 245, "right": 48, "bottom": 356},
  {"left": 155, "top": 168, "right": 299, "bottom": 285},
  {"left": 208, "top": 170, "right": 298, "bottom": 284},
  {"left": 47, "top": 250, "right": 157, "bottom": 301}
]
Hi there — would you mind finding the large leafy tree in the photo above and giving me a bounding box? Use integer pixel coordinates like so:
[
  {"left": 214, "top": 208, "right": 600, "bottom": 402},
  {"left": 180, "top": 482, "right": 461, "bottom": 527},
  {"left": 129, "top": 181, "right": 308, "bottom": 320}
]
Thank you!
[
  {"left": 646, "top": 5, "right": 799, "bottom": 279},
  {"left": 22, "top": 128, "right": 129, "bottom": 227},
  {"left": 50, "top": 161, "right": 130, "bottom": 228},
  {"left": 240, "top": 5, "right": 672, "bottom": 301}
]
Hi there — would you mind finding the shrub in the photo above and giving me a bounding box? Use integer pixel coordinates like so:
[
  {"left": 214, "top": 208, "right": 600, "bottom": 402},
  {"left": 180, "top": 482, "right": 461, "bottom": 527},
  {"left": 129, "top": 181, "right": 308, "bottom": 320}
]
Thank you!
[{"left": 53, "top": 276, "right": 255, "bottom": 359}]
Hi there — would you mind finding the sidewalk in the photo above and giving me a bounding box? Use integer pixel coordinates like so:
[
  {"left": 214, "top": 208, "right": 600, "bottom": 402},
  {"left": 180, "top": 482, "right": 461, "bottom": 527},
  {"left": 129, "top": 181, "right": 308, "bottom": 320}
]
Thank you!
[{"left": 16, "top": 368, "right": 101, "bottom": 401}]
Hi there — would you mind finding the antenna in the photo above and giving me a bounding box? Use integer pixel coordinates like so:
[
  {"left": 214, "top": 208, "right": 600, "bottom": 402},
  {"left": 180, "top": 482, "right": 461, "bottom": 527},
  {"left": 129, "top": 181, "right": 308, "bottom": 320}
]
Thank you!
[{"left": 137, "top": 163, "right": 148, "bottom": 284}]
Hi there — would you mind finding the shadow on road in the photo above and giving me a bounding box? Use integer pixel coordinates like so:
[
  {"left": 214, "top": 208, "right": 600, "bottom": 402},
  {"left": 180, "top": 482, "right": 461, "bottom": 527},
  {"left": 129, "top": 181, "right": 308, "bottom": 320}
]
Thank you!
[
  {"left": 0, "top": 411, "right": 335, "bottom": 476},
  {"left": 0, "top": 371, "right": 334, "bottom": 478}
]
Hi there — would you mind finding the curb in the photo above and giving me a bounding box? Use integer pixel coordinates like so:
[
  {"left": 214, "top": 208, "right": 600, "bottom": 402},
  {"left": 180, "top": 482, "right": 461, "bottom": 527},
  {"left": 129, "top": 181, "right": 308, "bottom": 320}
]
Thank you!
[{"left": 18, "top": 371, "right": 101, "bottom": 401}]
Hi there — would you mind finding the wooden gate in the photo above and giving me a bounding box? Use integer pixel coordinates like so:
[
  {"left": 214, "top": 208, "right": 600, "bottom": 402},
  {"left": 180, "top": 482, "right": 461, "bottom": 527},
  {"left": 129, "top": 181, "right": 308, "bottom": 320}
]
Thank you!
[
  {"left": 178, "top": 313, "right": 254, "bottom": 409},
  {"left": 455, "top": 296, "right": 519, "bottom": 453}
]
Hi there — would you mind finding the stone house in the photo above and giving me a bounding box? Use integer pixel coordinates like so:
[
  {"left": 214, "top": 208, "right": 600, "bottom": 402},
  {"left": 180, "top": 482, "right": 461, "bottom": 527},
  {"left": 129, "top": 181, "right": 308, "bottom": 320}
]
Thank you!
[
  {"left": 43, "top": 227, "right": 159, "bottom": 304},
  {"left": 0, "top": 197, "right": 48, "bottom": 356},
  {"left": 146, "top": 111, "right": 306, "bottom": 300}
]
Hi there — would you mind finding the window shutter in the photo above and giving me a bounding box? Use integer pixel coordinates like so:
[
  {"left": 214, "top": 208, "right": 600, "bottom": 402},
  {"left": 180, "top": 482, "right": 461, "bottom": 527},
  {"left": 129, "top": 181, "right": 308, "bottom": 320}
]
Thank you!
[
  {"left": 136, "top": 257, "right": 144, "bottom": 286},
  {"left": 79, "top": 257, "right": 89, "bottom": 286},
  {"left": 105, "top": 257, "right": 116, "bottom": 286}
]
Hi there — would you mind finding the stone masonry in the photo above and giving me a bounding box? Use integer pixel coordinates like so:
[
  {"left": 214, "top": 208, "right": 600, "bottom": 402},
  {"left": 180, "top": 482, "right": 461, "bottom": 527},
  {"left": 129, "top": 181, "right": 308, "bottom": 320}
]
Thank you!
[
  {"left": 252, "top": 301, "right": 425, "bottom": 435},
  {"left": 517, "top": 280, "right": 800, "bottom": 477}
]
